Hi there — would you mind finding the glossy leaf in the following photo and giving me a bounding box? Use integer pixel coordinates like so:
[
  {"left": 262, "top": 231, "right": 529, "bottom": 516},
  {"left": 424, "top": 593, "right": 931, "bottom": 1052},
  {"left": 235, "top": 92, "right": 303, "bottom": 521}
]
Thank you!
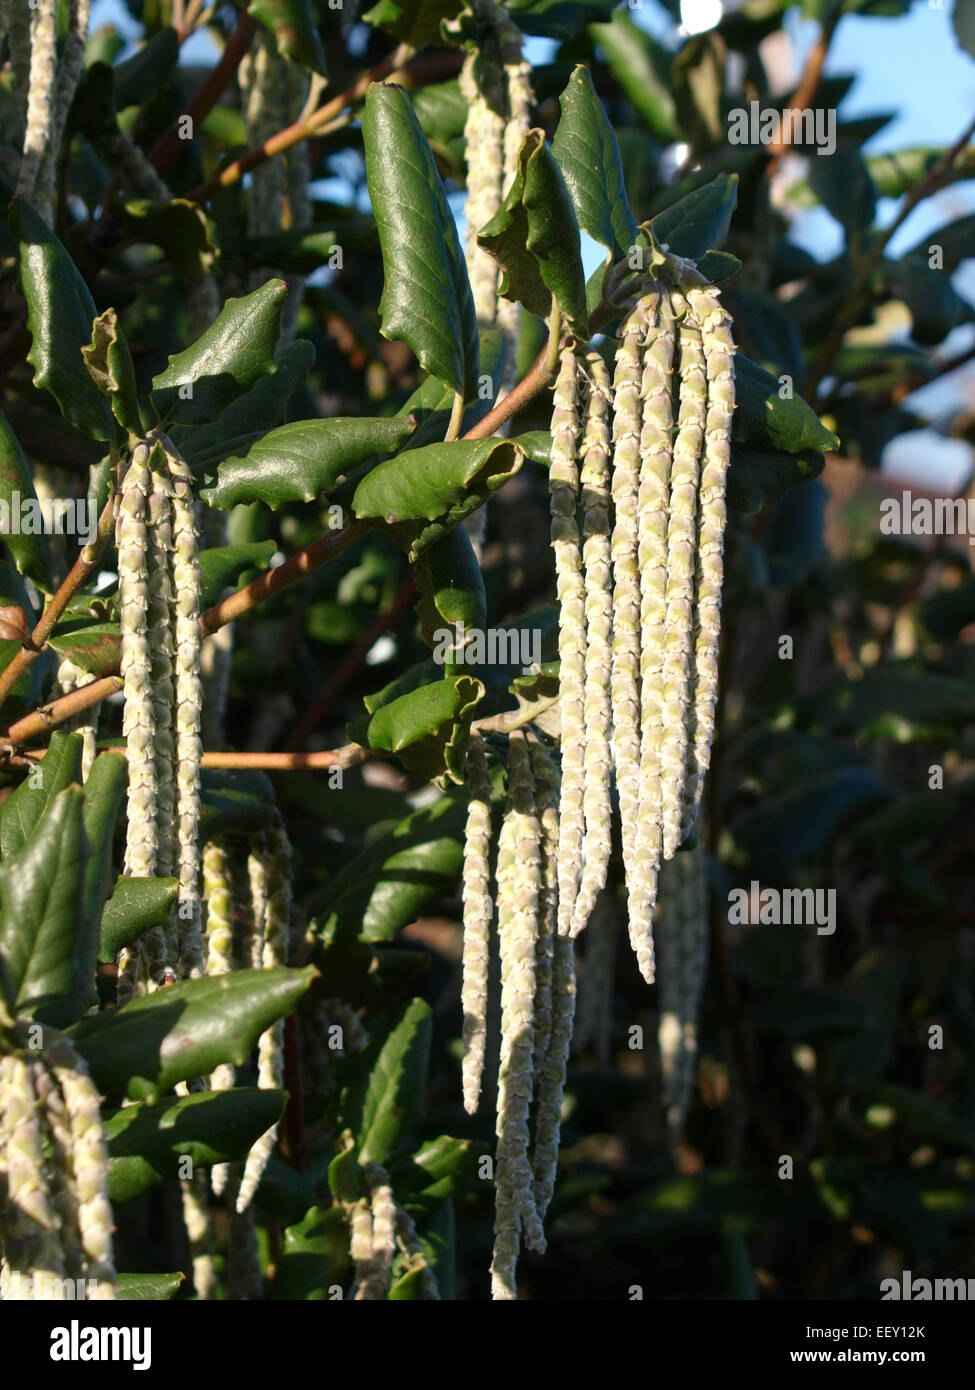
[
  {"left": 350, "top": 674, "right": 483, "bottom": 783},
  {"left": 151, "top": 281, "right": 287, "bottom": 427},
  {"left": 0, "top": 786, "right": 87, "bottom": 1019},
  {"left": 363, "top": 85, "right": 479, "bottom": 400},
  {"left": 648, "top": 173, "right": 738, "bottom": 261},
  {"left": 106, "top": 1088, "right": 287, "bottom": 1203},
  {"left": 1, "top": 732, "right": 83, "bottom": 861},
  {"left": 0, "top": 407, "right": 53, "bottom": 587},
  {"left": 99, "top": 876, "right": 180, "bottom": 963},
  {"left": 9, "top": 198, "right": 113, "bottom": 442},
  {"left": 478, "top": 128, "right": 588, "bottom": 337},
  {"left": 551, "top": 65, "right": 638, "bottom": 263},
  {"left": 353, "top": 437, "right": 523, "bottom": 559},
  {"left": 249, "top": 0, "right": 327, "bottom": 73},
  {"left": 71, "top": 966, "right": 317, "bottom": 1101},
  {"left": 200, "top": 417, "right": 417, "bottom": 510},
  {"left": 356, "top": 997, "right": 432, "bottom": 1165},
  {"left": 587, "top": 12, "right": 678, "bottom": 141}
]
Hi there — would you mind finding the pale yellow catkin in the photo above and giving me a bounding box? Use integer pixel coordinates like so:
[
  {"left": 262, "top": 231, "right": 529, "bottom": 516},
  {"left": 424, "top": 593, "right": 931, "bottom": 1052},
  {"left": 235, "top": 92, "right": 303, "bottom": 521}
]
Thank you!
[
  {"left": 490, "top": 730, "right": 542, "bottom": 1298},
  {"left": 44, "top": 1034, "right": 117, "bottom": 1300},
  {"left": 550, "top": 348, "right": 586, "bottom": 937},
  {"left": 203, "top": 840, "right": 235, "bottom": 1197},
  {"left": 610, "top": 296, "right": 655, "bottom": 982},
  {"left": 681, "top": 282, "right": 736, "bottom": 837},
  {"left": 528, "top": 739, "right": 559, "bottom": 1077},
  {"left": 460, "top": 43, "right": 506, "bottom": 329},
  {"left": 0, "top": 1055, "right": 65, "bottom": 1293},
  {"left": 16, "top": 0, "right": 57, "bottom": 206},
  {"left": 631, "top": 289, "right": 672, "bottom": 953},
  {"left": 461, "top": 738, "right": 493, "bottom": 1115},
  {"left": 572, "top": 350, "right": 614, "bottom": 936},
  {"left": 658, "top": 289, "right": 706, "bottom": 860}
]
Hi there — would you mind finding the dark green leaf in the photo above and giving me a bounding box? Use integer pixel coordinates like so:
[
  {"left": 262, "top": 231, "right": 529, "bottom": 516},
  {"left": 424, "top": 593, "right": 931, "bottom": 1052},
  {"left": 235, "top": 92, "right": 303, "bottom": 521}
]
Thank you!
[
  {"left": 198, "top": 543, "right": 276, "bottom": 607},
  {"left": 350, "top": 674, "right": 483, "bottom": 783},
  {"left": 313, "top": 789, "right": 466, "bottom": 945},
  {"left": 649, "top": 173, "right": 738, "bottom": 261},
  {"left": 1, "top": 732, "right": 83, "bottom": 860},
  {"left": 353, "top": 437, "right": 523, "bottom": 560},
  {"left": 181, "top": 339, "right": 315, "bottom": 464},
  {"left": 363, "top": 85, "right": 479, "bottom": 400},
  {"left": 47, "top": 621, "right": 121, "bottom": 680},
  {"left": 81, "top": 308, "right": 143, "bottom": 437},
  {"left": 150, "top": 280, "right": 287, "bottom": 427},
  {"left": 99, "top": 876, "right": 180, "bottom": 963},
  {"left": 9, "top": 198, "right": 113, "bottom": 442},
  {"left": 734, "top": 354, "right": 839, "bottom": 454},
  {"left": 0, "top": 786, "right": 87, "bottom": 1020},
  {"left": 199, "top": 769, "right": 277, "bottom": 840},
  {"left": 731, "top": 765, "right": 889, "bottom": 868},
  {"left": 200, "top": 417, "right": 417, "bottom": 510},
  {"left": 478, "top": 128, "right": 588, "bottom": 337},
  {"left": 111, "top": 28, "right": 180, "bottom": 110},
  {"left": 808, "top": 143, "right": 876, "bottom": 243},
  {"left": 551, "top": 65, "right": 638, "bottom": 263},
  {"left": 415, "top": 524, "right": 487, "bottom": 639},
  {"left": 357, "top": 997, "right": 432, "bottom": 1165},
  {"left": 71, "top": 966, "right": 317, "bottom": 1101},
  {"left": 0, "top": 407, "right": 53, "bottom": 587},
  {"left": 363, "top": 0, "right": 467, "bottom": 48},
  {"left": 106, "top": 1088, "right": 287, "bottom": 1203}
]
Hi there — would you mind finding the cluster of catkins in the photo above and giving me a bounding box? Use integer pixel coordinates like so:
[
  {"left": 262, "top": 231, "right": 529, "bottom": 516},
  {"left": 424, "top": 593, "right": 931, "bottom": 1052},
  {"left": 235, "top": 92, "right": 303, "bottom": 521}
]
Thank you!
[
  {"left": 115, "top": 432, "right": 205, "bottom": 998},
  {"left": 462, "top": 731, "right": 575, "bottom": 1299},
  {"left": 460, "top": 260, "right": 733, "bottom": 1296},
  {"left": 552, "top": 264, "right": 735, "bottom": 978},
  {"left": 0, "top": 1030, "right": 116, "bottom": 1300},
  {"left": 347, "top": 1160, "right": 439, "bottom": 1300}
]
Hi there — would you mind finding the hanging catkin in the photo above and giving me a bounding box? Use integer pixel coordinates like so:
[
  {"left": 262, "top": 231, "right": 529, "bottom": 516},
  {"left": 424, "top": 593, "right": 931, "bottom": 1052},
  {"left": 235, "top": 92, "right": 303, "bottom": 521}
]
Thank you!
[
  {"left": 654, "top": 844, "right": 709, "bottom": 1146},
  {"left": 460, "top": 37, "right": 506, "bottom": 329},
  {"left": 658, "top": 288, "right": 705, "bottom": 859},
  {"left": 681, "top": 281, "right": 736, "bottom": 836},
  {"left": 571, "top": 349, "right": 614, "bottom": 934},
  {"left": 528, "top": 739, "right": 558, "bottom": 1076},
  {"left": 550, "top": 348, "right": 586, "bottom": 937},
  {"left": 236, "top": 814, "right": 291, "bottom": 1213},
  {"left": 15, "top": 0, "right": 57, "bottom": 208},
  {"left": 44, "top": 1032, "right": 118, "bottom": 1300},
  {"left": 490, "top": 729, "right": 543, "bottom": 1298},
  {"left": 461, "top": 738, "right": 493, "bottom": 1115},
  {"left": 610, "top": 295, "right": 654, "bottom": 980},
  {"left": 168, "top": 448, "right": 204, "bottom": 979},
  {"left": 203, "top": 840, "right": 236, "bottom": 1198},
  {"left": 0, "top": 1054, "right": 65, "bottom": 1293}
]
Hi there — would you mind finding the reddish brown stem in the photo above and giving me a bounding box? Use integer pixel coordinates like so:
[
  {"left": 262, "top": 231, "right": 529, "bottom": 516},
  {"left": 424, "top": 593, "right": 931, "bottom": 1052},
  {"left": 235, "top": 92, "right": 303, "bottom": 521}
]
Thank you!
[{"left": 149, "top": 12, "right": 258, "bottom": 175}]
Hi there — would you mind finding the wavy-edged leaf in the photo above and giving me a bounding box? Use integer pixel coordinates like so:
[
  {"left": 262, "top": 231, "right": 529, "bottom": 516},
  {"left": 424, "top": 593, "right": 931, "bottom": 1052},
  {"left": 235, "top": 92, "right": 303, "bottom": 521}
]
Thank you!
[
  {"left": 0, "top": 786, "right": 87, "bottom": 1020},
  {"left": 734, "top": 354, "right": 839, "bottom": 455},
  {"left": 355, "top": 997, "right": 432, "bottom": 1166},
  {"left": 350, "top": 673, "right": 483, "bottom": 783},
  {"left": 353, "top": 437, "right": 523, "bottom": 559},
  {"left": 551, "top": 64, "right": 637, "bottom": 263},
  {"left": 363, "top": 85, "right": 478, "bottom": 399},
  {"left": 648, "top": 172, "right": 738, "bottom": 261},
  {"left": 415, "top": 524, "right": 486, "bottom": 640},
  {"left": 1, "top": 732, "right": 83, "bottom": 861},
  {"left": 82, "top": 308, "right": 142, "bottom": 437},
  {"left": 200, "top": 417, "right": 417, "bottom": 510},
  {"left": 47, "top": 620, "right": 121, "bottom": 679},
  {"left": 9, "top": 198, "right": 113, "bottom": 442},
  {"left": 181, "top": 339, "right": 315, "bottom": 464},
  {"left": 150, "top": 280, "right": 287, "bottom": 426},
  {"left": 106, "top": 1088, "right": 287, "bottom": 1203},
  {"left": 478, "top": 128, "right": 588, "bottom": 337},
  {"left": 71, "top": 966, "right": 317, "bottom": 1101},
  {"left": 363, "top": 0, "right": 467, "bottom": 49},
  {"left": 0, "top": 407, "right": 53, "bottom": 587},
  {"left": 99, "top": 876, "right": 180, "bottom": 963}
]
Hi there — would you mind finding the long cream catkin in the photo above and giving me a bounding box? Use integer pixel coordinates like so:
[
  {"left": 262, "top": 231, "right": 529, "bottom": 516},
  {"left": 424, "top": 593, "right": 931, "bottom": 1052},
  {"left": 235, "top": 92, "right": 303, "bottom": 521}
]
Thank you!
[{"left": 461, "top": 738, "right": 493, "bottom": 1115}]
